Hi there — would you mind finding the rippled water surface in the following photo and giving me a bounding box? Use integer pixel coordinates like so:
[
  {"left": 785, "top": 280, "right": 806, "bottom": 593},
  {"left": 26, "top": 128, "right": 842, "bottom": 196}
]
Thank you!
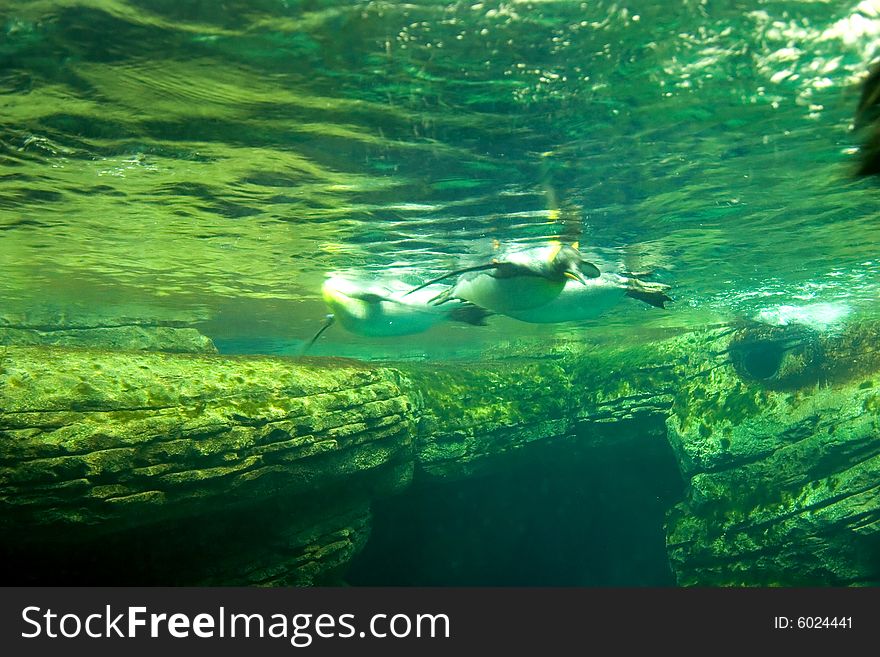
[{"left": 2, "top": 0, "right": 879, "bottom": 356}]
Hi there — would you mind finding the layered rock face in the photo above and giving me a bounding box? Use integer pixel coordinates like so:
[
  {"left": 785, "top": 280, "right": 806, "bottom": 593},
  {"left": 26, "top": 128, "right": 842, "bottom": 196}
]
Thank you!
[
  {"left": 665, "top": 322, "right": 880, "bottom": 585},
  {"left": 0, "top": 346, "right": 413, "bottom": 584},
  {"left": 1, "top": 319, "right": 878, "bottom": 585},
  {"left": 0, "top": 310, "right": 217, "bottom": 354}
]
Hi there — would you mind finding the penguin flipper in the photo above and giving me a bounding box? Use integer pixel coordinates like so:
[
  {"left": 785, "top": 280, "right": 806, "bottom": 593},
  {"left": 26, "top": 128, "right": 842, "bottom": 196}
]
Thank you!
[
  {"left": 446, "top": 303, "right": 493, "bottom": 326},
  {"left": 579, "top": 261, "right": 601, "bottom": 279},
  {"left": 349, "top": 289, "right": 434, "bottom": 308},
  {"left": 403, "top": 262, "right": 502, "bottom": 296},
  {"left": 427, "top": 286, "right": 458, "bottom": 305},
  {"left": 301, "top": 314, "right": 335, "bottom": 354},
  {"left": 485, "top": 261, "right": 536, "bottom": 279}
]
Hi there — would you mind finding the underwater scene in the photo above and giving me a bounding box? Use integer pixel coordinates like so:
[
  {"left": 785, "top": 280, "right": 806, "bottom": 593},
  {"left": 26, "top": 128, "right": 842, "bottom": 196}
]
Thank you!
[{"left": 1, "top": 0, "right": 880, "bottom": 586}]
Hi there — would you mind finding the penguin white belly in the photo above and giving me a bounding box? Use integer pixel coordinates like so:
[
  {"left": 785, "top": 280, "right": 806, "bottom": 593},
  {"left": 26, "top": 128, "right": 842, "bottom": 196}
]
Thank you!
[
  {"left": 504, "top": 276, "right": 625, "bottom": 323},
  {"left": 334, "top": 299, "right": 441, "bottom": 336},
  {"left": 322, "top": 278, "right": 443, "bottom": 337},
  {"left": 453, "top": 273, "right": 566, "bottom": 312}
]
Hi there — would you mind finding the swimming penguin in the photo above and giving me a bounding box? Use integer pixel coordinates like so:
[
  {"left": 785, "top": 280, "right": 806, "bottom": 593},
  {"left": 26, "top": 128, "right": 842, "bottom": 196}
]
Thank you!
[
  {"left": 313, "top": 274, "right": 490, "bottom": 342},
  {"left": 502, "top": 272, "right": 672, "bottom": 323},
  {"left": 855, "top": 61, "right": 880, "bottom": 175},
  {"left": 406, "top": 243, "right": 602, "bottom": 314}
]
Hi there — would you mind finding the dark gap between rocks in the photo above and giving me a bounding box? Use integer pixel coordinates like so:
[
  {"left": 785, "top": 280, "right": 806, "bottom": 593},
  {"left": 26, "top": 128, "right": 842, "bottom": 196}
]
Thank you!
[{"left": 347, "top": 417, "right": 684, "bottom": 586}]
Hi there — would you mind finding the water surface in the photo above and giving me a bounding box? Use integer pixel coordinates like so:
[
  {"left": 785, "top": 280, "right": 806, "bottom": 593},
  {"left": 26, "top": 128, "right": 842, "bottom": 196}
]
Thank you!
[{"left": 2, "top": 0, "right": 879, "bottom": 357}]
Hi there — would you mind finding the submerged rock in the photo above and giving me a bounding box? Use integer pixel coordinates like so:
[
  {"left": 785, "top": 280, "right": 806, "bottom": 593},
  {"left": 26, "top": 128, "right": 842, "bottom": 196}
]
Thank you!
[
  {"left": 0, "top": 346, "right": 413, "bottom": 584},
  {"left": 0, "top": 306, "right": 216, "bottom": 354},
  {"left": 727, "top": 325, "right": 823, "bottom": 388},
  {"left": 665, "top": 321, "right": 880, "bottom": 585},
  {"left": 0, "top": 324, "right": 218, "bottom": 354},
  {"left": 667, "top": 379, "right": 880, "bottom": 585},
  {"left": 408, "top": 359, "right": 574, "bottom": 479},
  {"left": 1, "top": 318, "right": 879, "bottom": 585}
]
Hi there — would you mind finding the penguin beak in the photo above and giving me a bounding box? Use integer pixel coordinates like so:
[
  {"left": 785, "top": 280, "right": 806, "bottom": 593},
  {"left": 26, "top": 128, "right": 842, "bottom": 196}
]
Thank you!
[{"left": 564, "top": 270, "right": 587, "bottom": 285}]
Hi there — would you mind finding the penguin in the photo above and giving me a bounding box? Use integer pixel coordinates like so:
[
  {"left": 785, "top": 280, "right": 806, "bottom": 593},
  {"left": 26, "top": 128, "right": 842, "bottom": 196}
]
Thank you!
[
  {"left": 405, "top": 243, "right": 602, "bottom": 314},
  {"left": 855, "top": 61, "right": 880, "bottom": 175},
  {"left": 502, "top": 272, "right": 672, "bottom": 323},
  {"left": 309, "top": 275, "right": 490, "bottom": 345}
]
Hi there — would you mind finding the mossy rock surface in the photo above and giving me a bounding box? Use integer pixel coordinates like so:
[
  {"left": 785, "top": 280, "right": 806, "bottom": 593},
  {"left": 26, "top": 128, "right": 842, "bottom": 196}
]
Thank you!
[
  {"left": 407, "top": 359, "right": 574, "bottom": 479},
  {"left": 3, "top": 319, "right": 880, "bottom": 586},
  {"left": 0, "top": 325, "right": 218, "bottom": 354},
  {"left": 664, "top": 322, "right": 880, "bottom": 586},
  {"left": 0, "top": 346, "right": 414, "bottom": 535},
  {"left": 0, "top": 310, "right": 218, "bottom": 354}
]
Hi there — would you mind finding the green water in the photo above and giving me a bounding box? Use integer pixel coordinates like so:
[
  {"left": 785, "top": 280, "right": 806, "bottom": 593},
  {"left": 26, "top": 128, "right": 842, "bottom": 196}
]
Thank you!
[
  {"left": 2, "top": 1, "right": 880, "bottom": 586},
  {"left": 2, "top": 0, "right": 878, "bottom": 357}
]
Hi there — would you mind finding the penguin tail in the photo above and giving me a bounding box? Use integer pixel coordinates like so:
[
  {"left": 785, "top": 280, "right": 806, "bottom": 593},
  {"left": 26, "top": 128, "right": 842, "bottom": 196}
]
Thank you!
[
  {"left": 446, "top": 303, "right": 492, "bottom": 326},
  {"left": 625, "top": 281, "right": 672, "bottom": 309}
]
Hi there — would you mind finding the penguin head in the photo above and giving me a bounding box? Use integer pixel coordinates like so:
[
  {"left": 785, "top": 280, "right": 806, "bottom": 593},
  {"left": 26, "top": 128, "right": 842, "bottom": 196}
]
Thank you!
[
  {"left": 551, "top": 244, "right": 601, "bottom": 283},
  {"left": 321, "top": 276, "right": 380, "bottom": 320},
  {"left": 498, "top": 243, "right": 602, "bottom": 283}
]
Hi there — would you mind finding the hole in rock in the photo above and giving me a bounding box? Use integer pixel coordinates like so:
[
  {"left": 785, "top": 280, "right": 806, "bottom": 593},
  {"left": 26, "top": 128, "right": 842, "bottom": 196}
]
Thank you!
[
  {"left": 347, "top": 419, "right": 685, "bottom": 586},
  {"left": 738, "top": 339, "right": 785, "bottom": 380}
]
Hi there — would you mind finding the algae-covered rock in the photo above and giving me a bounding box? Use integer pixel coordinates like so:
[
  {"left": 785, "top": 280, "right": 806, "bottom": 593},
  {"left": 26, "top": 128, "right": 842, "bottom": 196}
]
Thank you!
[
  {"left": 0, "top": 345, "right": 417, "bottom": 584},
  {"left": 0, "top": 347, "right": 414, "bottom": 565},
  {"left": 667, "top": 380, "right": 880, "bottom": 585},
  {"left": 0, "top": 325, "right": 218, "bottom": 353},
  {"left": 0, "top": 306, "right": 217, "bottom": 354},
  {"left": 0, "top": 342, "right": 666, "bottom": 584},
  {"left": 727, "top": 324, "right": 824, "bottom": 388},
  {"left": 406, "top": 360, "right": 573, "bottom": 479},
  {"left": 563, "top": 333, "right": 687, "bottom": 426},
  {"left": 10, "top": 496, "right": 376, "bottom": 587},
  {"left": 665, "top": 322, "right": 880, "bottom": 586},
  {"left": 3, "top": 318, "right": 880, "bottom": 586}
]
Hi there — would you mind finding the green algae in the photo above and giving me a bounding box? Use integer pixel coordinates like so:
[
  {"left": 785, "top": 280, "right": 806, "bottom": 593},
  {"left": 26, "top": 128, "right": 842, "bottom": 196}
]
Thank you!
[{"left": 4, "top": 317, "right": 880, "bottom": 585}]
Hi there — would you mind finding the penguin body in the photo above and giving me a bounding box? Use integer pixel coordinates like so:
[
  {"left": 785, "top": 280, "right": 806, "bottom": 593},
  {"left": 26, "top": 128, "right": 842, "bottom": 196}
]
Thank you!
[
  {"left": 449, "top": 270, "right": 567, "bottom": 313},
  {"left": 321, "top": 275, "right": 488, "bottom": 337},
  {"left": 414, "top": 243, "right": 601, "bottom": 313},
  {"left": 504, "top": 273, "right": 671, "bottom": 323}
]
